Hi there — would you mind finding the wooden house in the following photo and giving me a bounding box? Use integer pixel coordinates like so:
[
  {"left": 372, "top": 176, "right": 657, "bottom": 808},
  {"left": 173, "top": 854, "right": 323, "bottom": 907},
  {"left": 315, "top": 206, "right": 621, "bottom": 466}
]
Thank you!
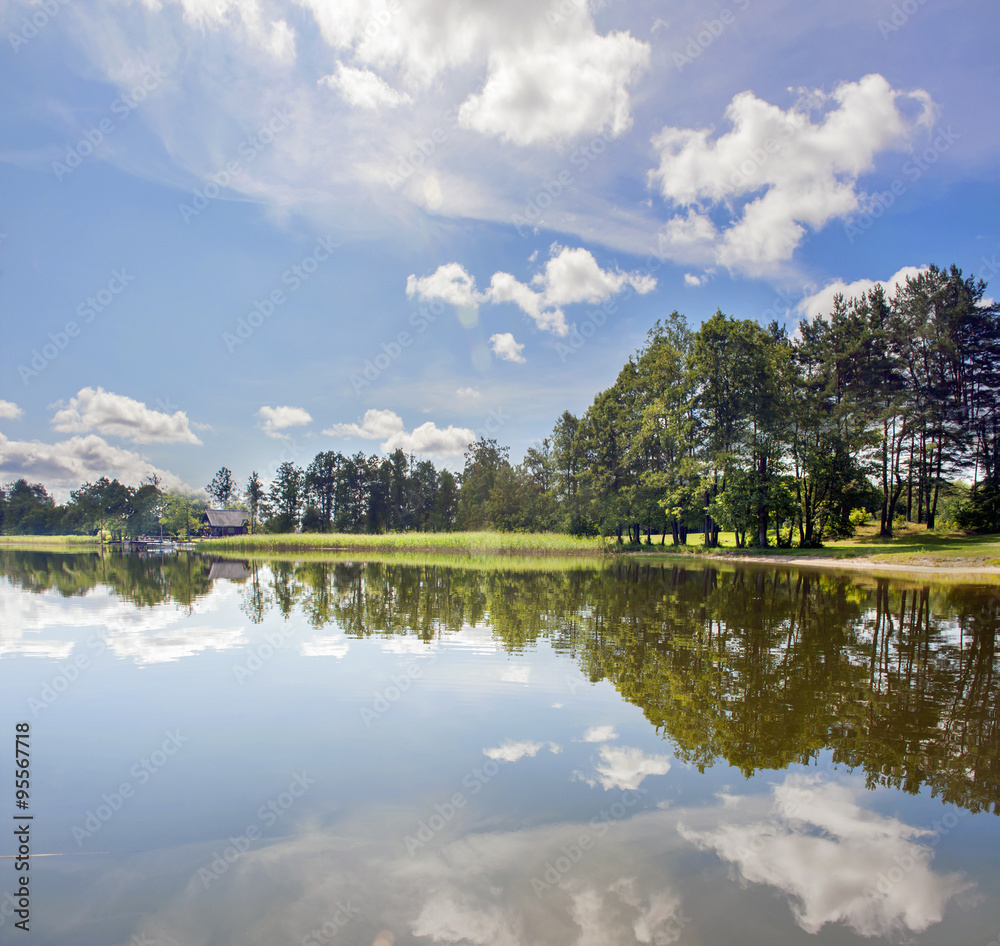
[{"left": 202, "top": 509, "right": 250, "bottom": 537}]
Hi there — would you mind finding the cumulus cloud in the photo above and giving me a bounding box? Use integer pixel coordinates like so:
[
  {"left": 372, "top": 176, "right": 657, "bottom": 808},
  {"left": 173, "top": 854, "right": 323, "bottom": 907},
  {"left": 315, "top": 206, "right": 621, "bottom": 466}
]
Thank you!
[
  {"left": 0, "top": 430, "right": 193, "bottom": 499},
  {"left": 458, "top": 29, "right": 649, "bottom": 145},
  {"left": 489, "top": 333, "right": 526, "bottom": 364},
  {"left": 586, "top": 745, "right": 671, "bottom": 791},
  {"left": 582, "top": 724, "right": 618, "bottom": 743},
  {"left": 324, "top": 409, "right": 473, "bottom": 456},
  {"left": 456, "top": 387, "right": 480, "bottom": 398},
  {"left": 684, "top": 273, "right": 704, "bottom": 287},
  {"left": 50, "top": 387, "right": 202, "bottom": 445},
  {"left": 408, "top": 245, "right": 655, "bottom": 340},
  {"left": 324, "top": 408, "right": 404, "bottom": 440},
  {"left": 105, "top": 625, "right": 247, "bottom": 665},
  {"left": 0, "top": 400, "right": 23, "bottom": 420},
  {"left": 482, "top": 740, "right": 560, "bottom": 763},
  {"left": 144, "top": 0, "right": 295, "bottom": 60},
  {"left": 680, "top": 774, "right": 970, "bottom": 938},
  {"left": 320, "top": 64, "right": 411, "bottom": 109},
  {"left": 406, "top": 262, "right": 480, "bottom": 309},
  {"left": 649, "top": 74, "right": 935, "bottom": 271},
  {"left": 796, "top": 265, "right": 927, "bottom": 321},
  {"left": 256, "top": 405, "right": 313, "bottom": 439},
  {"left": 297, "top": 0, "right": 648, "bottom": 143}
]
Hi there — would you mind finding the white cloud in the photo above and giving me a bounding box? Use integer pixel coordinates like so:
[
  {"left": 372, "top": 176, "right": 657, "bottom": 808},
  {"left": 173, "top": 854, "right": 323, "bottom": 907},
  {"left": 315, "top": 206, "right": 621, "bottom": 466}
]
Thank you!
[
  {"left": 588, "top": 745, "right": 671, "bottom": 791},
  {"left": 483, "top": 740, "right": 543, "bottom": 763},
  {"left": 458, "top": 29, "right": 649, "bottom": 145},
  {"left": 683, "top": 273, "right": 704, "bottom": 287},
  {"left": 0, "top": 430, "right": 193, "bottom": 499},
  {"left": 324, "top": 408, "right": 404, "bottom": 440},
  {"left": 406, "top": 262, "right": 480, "bottom": 309},
  {"left": 320, "top": 64, "right": 411, "bottom": 110},
  {"left": 680, "top": 774, "right": 970, "bottom": 938},
  {"left": 482, "top": 739, "right": 560, "bottom": 762},
  {"left": 105, "top": 625, "right": 247, "bottom": 665},
  {"left": 256, "top": 404, "right": 313, "bottom": 439},
  {"left": 300, "top": 635, "right": 350, "bottom": 658},
  {"left": 489, "top": 332, "right": 526, "bottom": 364},
  {"left": 324, "top": 409, "right": 473, "bottom": 456},
  {"left": 537, "top": 244, "right": 656, "bottom": 306},
  {"left": 796, "top": 265, "right": 927, "bottom": 321},
  {"left": 499, "top": 663, "right": 532, "bottom": 683},
  {"left": 582, "top": 724, "right": 618, "bottom": 743},
  {"left": 456, "top": 387, "right": 480, "bottom": 398},
  {"left": 0, "top": 400, "right": 23, "bottom": 420},
  {"left": 410, "top": 246, "right": 655, "bottom": 339},
  {"left": 649, "top": 74, "right": 935, "bottom": 271},
  {"left": 50, "top": 387, "right": 202, "bottom": 445},
  {"left": 143, "top": 0, "right": 295, "bottom": 60}
]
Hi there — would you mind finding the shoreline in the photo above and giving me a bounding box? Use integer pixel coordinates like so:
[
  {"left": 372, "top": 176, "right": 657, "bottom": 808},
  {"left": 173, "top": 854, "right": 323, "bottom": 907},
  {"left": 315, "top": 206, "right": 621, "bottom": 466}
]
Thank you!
[
  {"left": 692, "top": 551, "right": 1000, "bottom": 582},
  {"left": 2, "top": 534, "right": 998, "bottom": 583}
]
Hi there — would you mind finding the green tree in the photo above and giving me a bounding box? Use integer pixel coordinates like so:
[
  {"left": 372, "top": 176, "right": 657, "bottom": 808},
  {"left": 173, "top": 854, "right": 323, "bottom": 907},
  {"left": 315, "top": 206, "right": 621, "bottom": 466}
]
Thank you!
[
  {"left": 207, "top": 467, "right": 238, "bottom": 507},
  {"left": 267, "top": 462, "right": 304, "bottom": 532}
]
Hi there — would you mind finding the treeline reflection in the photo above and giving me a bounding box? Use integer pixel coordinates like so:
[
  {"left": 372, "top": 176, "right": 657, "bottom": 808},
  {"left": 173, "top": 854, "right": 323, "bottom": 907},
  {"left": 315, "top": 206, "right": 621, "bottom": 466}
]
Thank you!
[{"left": 4, "top": 552, "right": 997, "bottom": 814}]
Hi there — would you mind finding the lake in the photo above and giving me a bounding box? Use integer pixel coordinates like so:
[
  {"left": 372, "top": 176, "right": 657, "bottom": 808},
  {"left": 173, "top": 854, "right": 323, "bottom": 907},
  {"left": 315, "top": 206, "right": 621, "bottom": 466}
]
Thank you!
[{"left": 1, "top": 549, "right": 998, "bottom": 946}]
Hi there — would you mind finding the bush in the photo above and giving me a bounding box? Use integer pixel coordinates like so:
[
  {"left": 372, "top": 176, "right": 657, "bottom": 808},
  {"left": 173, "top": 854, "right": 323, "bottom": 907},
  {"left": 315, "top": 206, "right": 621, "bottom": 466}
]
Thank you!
[{"left": 849, "top": 507, "right": 870, "bottom": 527}]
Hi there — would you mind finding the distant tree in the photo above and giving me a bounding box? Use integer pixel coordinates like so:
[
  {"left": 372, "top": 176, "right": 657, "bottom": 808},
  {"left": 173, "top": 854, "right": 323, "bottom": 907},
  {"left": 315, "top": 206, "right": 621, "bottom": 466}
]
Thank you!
[
  {"left": 457, "top": 438, "right": 510, "bottom": 529},
  {"left": 207, "top": 467, "right": 238, "bottom": 507},
  {"left": 245, "top": 471, "right": 265, "bottom": 533},
  {"left": 267, "top": 462, "right": 304, "bottom": 532},
  {"left": 160, "top": 493, "right": 203, "bottom": 538},
  {"left": 431, "top": 469, "right": 458, "bottom": 531},
  {"left": 305, "top": 452, "right": 340, "bottom": 532}
]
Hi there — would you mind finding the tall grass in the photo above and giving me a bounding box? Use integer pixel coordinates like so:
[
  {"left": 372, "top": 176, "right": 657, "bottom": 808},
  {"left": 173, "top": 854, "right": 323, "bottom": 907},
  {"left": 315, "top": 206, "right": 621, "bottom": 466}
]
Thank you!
[
  {"left": 0, "top": 535, "right": 101, "bottom": 547},
  {"left": 195, "top": 530, "right": 607, "bottom": 555}
]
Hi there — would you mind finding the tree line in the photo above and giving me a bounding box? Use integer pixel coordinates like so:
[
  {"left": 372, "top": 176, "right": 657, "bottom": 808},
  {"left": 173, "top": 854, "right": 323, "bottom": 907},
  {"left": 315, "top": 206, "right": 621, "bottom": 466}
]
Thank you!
[{"left": 2, "top": 264, "right": 997, "bottom": 543}]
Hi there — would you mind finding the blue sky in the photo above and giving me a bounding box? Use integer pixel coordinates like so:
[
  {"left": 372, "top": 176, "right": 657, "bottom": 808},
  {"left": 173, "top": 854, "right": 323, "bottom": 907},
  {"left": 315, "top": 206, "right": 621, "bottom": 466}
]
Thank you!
[{"left": 0, "top": 0, "right": 998, "bottom": 498}]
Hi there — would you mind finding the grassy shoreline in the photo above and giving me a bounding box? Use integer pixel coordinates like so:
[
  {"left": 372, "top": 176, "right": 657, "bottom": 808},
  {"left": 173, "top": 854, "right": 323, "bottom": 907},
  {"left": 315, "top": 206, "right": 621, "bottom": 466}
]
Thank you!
[
  {"left": 192, "top": 531, "right": 606, "bottom": 556},
  {"left": 0, "top": 535, "right": 101, "bottom": 548},
  {"left": 2, "top": 528, "right": 998, "bottom": 580}
]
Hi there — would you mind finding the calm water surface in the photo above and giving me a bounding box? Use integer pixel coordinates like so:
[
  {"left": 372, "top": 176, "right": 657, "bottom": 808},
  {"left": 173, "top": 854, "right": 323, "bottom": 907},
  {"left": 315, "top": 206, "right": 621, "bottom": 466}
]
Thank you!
[{"left": 1, "top": 550, "right": 998, "bottom": 946}]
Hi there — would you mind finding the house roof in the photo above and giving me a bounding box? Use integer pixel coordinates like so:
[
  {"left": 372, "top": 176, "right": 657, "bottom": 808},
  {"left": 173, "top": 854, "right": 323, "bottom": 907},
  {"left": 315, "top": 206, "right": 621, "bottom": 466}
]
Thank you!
[
  {"left": 203, "top": 509, "right": 250, "bottom": 528},
  {"left": 208, "top": 561, "right": 251, "bottom": 581}
]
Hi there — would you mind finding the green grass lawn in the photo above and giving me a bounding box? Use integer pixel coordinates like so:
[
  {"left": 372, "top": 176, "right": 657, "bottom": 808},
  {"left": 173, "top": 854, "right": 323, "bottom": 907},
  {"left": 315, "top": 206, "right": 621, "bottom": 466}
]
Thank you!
[{"left": 619, "top": 522, "right": 1000, "bottom": 567}]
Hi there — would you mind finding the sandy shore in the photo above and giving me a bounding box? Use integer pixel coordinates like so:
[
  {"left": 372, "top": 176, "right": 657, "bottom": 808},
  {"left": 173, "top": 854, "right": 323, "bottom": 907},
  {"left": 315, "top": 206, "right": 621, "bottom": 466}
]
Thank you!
[{"left": 706, "top": 553, "right": 1000, "bottom": 582}]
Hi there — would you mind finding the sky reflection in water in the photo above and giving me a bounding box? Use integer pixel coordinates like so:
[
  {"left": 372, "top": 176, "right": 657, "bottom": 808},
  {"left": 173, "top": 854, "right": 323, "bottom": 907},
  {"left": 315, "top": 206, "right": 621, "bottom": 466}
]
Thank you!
[{"left": 0, "top": 550, "right": 998, "bottom": 946}]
